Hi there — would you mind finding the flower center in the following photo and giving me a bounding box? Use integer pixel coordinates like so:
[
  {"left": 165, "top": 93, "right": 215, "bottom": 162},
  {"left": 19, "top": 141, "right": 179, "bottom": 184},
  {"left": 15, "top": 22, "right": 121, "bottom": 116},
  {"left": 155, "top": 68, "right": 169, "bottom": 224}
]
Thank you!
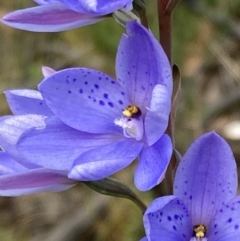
[
  {"left": 190, "top": 224, "right": 207, "bottom": 241},
  {"left": 114, "top": 104, "right": 144, "bottom": 141},
  {"left": 122, "top": 105, "right": 142, "bottom": 118}
]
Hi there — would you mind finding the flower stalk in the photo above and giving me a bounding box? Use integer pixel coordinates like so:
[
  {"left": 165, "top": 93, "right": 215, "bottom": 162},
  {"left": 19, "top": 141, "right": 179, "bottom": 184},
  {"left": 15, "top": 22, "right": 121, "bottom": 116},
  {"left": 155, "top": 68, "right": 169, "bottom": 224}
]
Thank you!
[{"left": 157, "top": 0, "right": 180, "bottom": 195}]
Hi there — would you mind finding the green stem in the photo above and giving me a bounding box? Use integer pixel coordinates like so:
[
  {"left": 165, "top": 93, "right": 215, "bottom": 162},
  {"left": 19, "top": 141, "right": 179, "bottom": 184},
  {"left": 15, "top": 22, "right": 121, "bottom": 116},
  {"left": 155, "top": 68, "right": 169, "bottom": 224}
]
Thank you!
[
  {"left": 129, "top": 196, "right": 147, "bottom": 213},
  {"left": 133, "top": 0, "right": 149, "bottom": 28}
]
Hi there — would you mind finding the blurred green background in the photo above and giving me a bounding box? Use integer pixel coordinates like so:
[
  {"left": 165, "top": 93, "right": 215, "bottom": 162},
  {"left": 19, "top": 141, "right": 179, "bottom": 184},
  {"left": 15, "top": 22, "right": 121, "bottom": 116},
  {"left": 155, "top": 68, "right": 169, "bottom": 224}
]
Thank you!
[{"left": 0, "top": 0, "right": 240, "bottom": 240}]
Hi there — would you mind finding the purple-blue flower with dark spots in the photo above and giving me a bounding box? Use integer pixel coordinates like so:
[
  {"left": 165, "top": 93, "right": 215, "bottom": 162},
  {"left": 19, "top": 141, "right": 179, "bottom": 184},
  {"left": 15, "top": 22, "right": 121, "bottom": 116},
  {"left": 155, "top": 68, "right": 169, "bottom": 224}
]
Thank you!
[
  {"left": 140, "top": 132, "right": 240, "bottom": 241},
  {"left": 1, "top": 0, "right": 133, "bottom": 32},
  {"left": 6, "top": 21, "right": 173, "bottom": 191},
  {"left": 0, "top": 81, "right": 76, "bottom": 196}
]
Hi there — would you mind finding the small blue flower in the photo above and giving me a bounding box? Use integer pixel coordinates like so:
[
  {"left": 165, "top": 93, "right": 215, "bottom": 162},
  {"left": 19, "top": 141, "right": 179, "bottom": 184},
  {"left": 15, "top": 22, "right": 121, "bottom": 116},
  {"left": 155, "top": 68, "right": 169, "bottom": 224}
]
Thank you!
[
  {"left": 140, "top": 132, "right": 240, "bottom": 241},
  {"left": 2, "top": 21, "right": 173, "bottom": 191},
  {"left": 0, "top": 87, "right": 76, "bottom": 196},
  {"left": 1, "top": 0, "right": 133, "bottom": 32}
]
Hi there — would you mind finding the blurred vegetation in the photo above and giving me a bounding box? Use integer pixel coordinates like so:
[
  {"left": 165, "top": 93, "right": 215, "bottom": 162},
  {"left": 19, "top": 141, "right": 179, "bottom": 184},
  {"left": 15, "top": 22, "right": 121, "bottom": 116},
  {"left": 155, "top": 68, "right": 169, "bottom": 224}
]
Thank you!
[{"left": 0, "top": 0, "right": 240, "bottom": 240}]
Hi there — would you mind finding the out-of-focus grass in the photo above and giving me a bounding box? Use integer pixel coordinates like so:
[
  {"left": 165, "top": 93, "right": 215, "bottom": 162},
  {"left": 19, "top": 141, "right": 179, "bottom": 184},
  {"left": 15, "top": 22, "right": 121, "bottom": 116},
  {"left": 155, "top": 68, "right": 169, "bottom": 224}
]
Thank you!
[{"left": 0, "top": 0, "right": 240, "bottom": 240}]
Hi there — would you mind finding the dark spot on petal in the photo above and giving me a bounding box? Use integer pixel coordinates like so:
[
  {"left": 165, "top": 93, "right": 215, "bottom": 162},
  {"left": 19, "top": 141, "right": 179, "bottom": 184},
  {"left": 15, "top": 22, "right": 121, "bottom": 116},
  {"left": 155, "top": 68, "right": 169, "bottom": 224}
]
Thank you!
[
  {"left": 84, "top": 81, "right": 88, "bottom": 85},
  {"left": 95, "top": 84, "right": 99, "bottom": 89},
  {"left": 108, "top": 102, "right": 114, "bottom": 107},
  {"left": 103, "top": 93, "right": 108, "bottom": 99},
  {"left": 68, "top": 90, "right": 72, "bottom": 94},
  {"left": 228, "top": 218, "right": 232, "bottom": 223},
  {"left": 119, "top": 100, "right": 123, "bottom": 105},
  {"left": 99, "top": 100, "right": 105, "bottom": 106},
  {"left": 111, "top": 81, "right": 115, "bottom": 84},
  {"left": 79, "top": 89, "right": 83, "bottom": 94}
]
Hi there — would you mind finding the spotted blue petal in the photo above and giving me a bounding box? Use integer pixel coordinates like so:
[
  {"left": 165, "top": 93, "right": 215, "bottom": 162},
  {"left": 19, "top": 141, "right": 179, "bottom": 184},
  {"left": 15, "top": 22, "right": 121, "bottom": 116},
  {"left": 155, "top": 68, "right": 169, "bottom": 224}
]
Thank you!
[
  {"left": 143, "top": 196, "right": 192, "bottom": 241},
  {"left": 39, "top": 68, "right": 130, "bottom": 134}
]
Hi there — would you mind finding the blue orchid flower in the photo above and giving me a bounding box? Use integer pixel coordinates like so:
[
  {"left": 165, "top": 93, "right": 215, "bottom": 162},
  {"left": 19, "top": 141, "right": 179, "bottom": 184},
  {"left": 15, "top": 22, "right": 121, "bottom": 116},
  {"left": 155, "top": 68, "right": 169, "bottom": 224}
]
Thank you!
[
  {"left": 0, "top": 67, "right": 119, "bottom": 195},
  {"left": 140, "top": 132, "right": 240, "bottom": 241},
  {"left": 0, "top": 85, "right": 76, "bottom": 196},
  {"left": 1, "top": 0, "right": 133, "bottom": 32},
  {"left": 1, "top": 21, "right": 172, "bottom": 191}
]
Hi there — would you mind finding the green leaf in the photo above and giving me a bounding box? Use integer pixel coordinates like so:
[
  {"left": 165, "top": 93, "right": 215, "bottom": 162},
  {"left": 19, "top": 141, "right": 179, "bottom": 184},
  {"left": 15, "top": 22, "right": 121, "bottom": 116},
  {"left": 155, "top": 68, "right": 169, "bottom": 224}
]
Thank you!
[{"left": 84, "top": 178, "right": 146, "bottom": 212}]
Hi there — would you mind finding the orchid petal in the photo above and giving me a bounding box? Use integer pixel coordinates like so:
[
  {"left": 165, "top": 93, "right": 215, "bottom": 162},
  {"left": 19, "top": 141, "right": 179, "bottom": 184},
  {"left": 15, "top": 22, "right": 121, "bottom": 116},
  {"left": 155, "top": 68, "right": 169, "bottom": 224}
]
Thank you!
[
  {"left": 134, "top": 134, "right": 172, "bottom": 191},
  {"left": 0, "top": 115, "right": 46, "bottom": 168},
  {"left": 143, "top": 196, "right": 192, "bottom": 241},
  {"left": 145, "top": 84, "right": 171, "bottom": 146},
  {"left": 0, "top": 168, "right": 75, "bottom": 196},
  {"left": 0, "top": 114, "right": 46, "bottom": 146},
  {"left": 39, "top": 68, "right": 130, "bottom": 134},
  {"left": 42, "top": 66, "right": 56, "bottom": 77},
  {"left": 116, "top": 21, "right": 172, "bottom": 111},
  {"left": 17, "top": 117, "right": 121, "bottom": 170},
  {"left": 57, "top": 0, "right": 133, "bottom": 15},
  {"left": 0, "top": 152, "right": 27, "bottom": 175},
  {"left": 208, "top": 196, "right": 240, "bottom": 241},
  {"left": 1, "top": 4, "right": 104, "bottom": 32},
  {"left": 5, "top": 89, "right": 52, "bottom": 116},
  {"left": 174, "top": 132, "right": 238, "bottom": 227},
  {"left": 69, "top": 138, "right": 143, "bottom": 181}
]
